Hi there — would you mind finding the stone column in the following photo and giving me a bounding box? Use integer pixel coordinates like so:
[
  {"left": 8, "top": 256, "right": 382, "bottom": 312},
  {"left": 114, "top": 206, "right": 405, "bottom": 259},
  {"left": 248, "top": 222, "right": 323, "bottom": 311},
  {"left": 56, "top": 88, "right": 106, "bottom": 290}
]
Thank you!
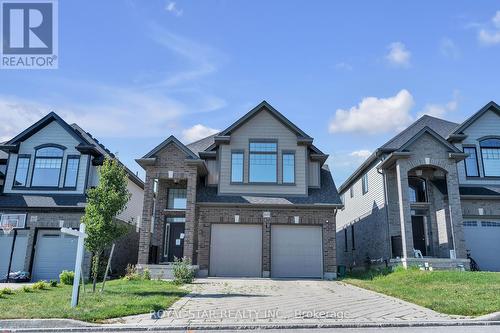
[
  {"left": 323, "top": 212, "right": 337, "bottom": 280},
  {"left": 396, "top": 160, "right": 414, "bottom": 258},
  {"left": 445, "top": 167, "right": 467, "bottom": 258},
  {"left": 137, "top": 172, "right": 155, "bottom": 265},
  {"left": 184, "top": 168, "right": 197, "bottom": 263},
  {"left": 262, "top": 220, "right": 271, "bottom": 277}
]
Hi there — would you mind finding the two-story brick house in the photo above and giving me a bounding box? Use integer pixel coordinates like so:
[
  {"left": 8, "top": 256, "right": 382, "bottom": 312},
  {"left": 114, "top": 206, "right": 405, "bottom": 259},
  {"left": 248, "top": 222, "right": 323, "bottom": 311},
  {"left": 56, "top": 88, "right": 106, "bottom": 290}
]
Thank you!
[
  {"left": 136, "top": 101, "right": 343, "bottom": 279},
  {"left": 336, "top": 101, "right": 500, "bottom": 272},
  {"left": 0, "top": 112, "right": 144, "bottom": 281}
]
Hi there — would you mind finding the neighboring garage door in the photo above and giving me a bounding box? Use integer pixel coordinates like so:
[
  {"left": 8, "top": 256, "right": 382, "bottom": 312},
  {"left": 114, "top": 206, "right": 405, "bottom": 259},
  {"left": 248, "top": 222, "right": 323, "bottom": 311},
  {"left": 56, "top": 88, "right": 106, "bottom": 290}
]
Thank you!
[
  {"left": 209, "top": 224, "right": 262, "bottom": 277},
  {"left": 32, "top": 230, "right": 78, "bottom": 281},
  {"left": 0, "top": 230, "right": 28, "bottom": 279},
  {"left": 463, "top": 220, "right": 500, "bottom": 272},
  {"left": 271, "top": 225, "right": 323, "bottom": 278}
]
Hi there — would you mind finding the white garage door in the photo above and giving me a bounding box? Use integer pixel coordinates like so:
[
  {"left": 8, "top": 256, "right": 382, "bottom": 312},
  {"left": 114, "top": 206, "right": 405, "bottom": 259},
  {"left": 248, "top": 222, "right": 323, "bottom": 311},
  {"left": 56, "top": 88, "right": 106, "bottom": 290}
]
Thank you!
[
  {"left": 209, "top": 224, "right": 262, "bottom": 277},
  {"left": 271, "top": 225, "right": 323, "bottom": 278},
  {"left": 32, "top": 230, "right": 78, "bottom": 281},
  {"left": 0, "top": 230, "right": 28, "bottom": 279},
  {"left": 463, "top": 220, "right": 500, "bottom": 272}
]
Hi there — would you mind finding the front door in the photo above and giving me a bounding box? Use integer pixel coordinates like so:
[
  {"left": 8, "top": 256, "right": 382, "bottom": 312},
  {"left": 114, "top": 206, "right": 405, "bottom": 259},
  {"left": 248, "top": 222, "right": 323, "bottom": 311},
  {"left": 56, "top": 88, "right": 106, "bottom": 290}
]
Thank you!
[
  {"left": 411, "top": 216, "right": 427, "bottom": 256},
  {"left": 162, "top": 222, "right": 185, "bottom": 262}
]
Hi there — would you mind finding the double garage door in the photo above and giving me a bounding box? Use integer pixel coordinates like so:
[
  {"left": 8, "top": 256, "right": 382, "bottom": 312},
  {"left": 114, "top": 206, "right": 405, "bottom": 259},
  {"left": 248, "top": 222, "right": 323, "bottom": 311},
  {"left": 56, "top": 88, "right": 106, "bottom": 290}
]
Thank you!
[
  {"left": 463, "top": 220, "right": 500, "bottom": 272},
  {"left": 209, "top": 224, "right": 323, "bottom": 278}
]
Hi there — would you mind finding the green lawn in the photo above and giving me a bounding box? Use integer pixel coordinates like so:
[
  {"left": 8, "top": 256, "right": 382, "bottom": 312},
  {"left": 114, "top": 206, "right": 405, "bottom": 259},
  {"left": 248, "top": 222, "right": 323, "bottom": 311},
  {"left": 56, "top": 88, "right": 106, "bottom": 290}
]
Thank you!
[
  {"left": 0, "top": 279, "right": 188, "bottom": 322},
  {"left": 343, "top": 268, "right": 500, "bottom": 316}
]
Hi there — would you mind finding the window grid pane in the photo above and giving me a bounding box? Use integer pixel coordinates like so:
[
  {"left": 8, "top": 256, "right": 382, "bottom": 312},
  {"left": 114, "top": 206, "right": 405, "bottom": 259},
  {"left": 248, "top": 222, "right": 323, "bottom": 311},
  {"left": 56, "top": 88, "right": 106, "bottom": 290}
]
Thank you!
[
  {"left": 64, "top": 157, "right": 80, "bottom": 187},
  {"left": 464, "top": 147, "right": 479, "bottom": 177},
  {"left": 231, "top": 152, "right": 244, "bottom": 182},
  {"left": 36, "top": 147, "right": 63, "bottom": 157},
  {"left": 482, "top": 148, "right": 500, "bottom": 177},
  {"left": 283, "top": 153, "right": 295, "bottom": 183},
  {"left": 249, "top": 142, "right": 277, "bottom": 152},
  {"left": 249, "top": 153, "right": 276, "bottom": 182},
  {"left": 32, "top": 158, "right": 62, "bottom": 187}
]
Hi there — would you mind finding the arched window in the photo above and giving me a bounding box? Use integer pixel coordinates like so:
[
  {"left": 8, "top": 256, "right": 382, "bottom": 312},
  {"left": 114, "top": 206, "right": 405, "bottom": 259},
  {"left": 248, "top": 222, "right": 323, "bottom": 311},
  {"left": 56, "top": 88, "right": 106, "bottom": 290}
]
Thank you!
[
  {"left": 480, "top": 138, "right": 500, "bottom": 177},
  {"left": 408, "top": 177, "right": 427, "bottom": 203},
  {"left": 31, "top": 146, "right": 64, "bottom": 187}
]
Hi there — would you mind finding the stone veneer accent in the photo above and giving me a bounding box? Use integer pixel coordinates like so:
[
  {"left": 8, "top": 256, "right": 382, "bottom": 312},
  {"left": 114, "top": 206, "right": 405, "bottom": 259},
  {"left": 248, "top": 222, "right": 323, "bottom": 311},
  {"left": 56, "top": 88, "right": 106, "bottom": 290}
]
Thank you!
[{"left": 196, "top": 205, "right": 337, "bottom": 278}]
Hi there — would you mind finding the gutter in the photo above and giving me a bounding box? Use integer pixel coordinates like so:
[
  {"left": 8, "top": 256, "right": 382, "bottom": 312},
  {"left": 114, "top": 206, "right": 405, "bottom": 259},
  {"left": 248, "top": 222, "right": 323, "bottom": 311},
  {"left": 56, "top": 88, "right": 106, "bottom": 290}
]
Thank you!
[{"left": 196, "top": 202, "right": 344, "bottom": 209}]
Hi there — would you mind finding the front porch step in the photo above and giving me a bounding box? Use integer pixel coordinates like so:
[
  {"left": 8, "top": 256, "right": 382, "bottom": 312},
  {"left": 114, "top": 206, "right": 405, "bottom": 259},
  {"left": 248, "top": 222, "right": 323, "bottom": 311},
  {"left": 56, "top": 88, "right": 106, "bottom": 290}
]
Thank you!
[{"left": 137, "top": 264, "right": 199, "bottom": 280}]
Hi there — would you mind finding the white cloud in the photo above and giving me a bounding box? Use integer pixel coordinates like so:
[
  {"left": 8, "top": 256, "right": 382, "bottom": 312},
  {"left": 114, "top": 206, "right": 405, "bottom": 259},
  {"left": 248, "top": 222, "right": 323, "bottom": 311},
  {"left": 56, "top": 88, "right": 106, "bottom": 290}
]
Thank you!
[
  {"left": 477, "top": 11, "right": 500, "bottom": 45},
  {"left": 493, "top": 11, "right": 500, "bottom": 28},
  {"left": 165, "top": 2, "right": 183, "bottom": 16},
  {"left": 417, "top": 91, "right": 460, "bottom": 119},
  {"left": 181, "top": 124, "right": 219, "bottom": 142},
  {"left": 440, "top": 38, "right": 460, "bottom": 59},
  {"left": 386, "top": 42, "right": 411, "bottom": 67},
  {"left": 349, "top": 150, "right": 372, "bottom": 159},
  {"left": 329, "top": 89, "right": 414, "bottom": 134}
]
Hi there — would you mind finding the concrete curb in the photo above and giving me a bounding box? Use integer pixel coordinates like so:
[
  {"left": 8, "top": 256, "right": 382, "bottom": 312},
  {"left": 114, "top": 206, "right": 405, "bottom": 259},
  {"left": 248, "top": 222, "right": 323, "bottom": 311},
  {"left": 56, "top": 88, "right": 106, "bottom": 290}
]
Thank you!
[
  {"left": 476, "top": 311, "right": 500, "bottom": 321},
  {"left": 3, "top": 320, "right": 500, "bottom": 332}
]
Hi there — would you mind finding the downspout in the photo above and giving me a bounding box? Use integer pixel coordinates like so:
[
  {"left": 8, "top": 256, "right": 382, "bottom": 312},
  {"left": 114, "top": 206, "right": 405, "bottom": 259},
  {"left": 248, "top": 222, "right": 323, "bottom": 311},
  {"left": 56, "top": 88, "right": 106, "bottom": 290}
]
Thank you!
[{"left": 378, "top": 161, "right": 392, "bottom": 262}]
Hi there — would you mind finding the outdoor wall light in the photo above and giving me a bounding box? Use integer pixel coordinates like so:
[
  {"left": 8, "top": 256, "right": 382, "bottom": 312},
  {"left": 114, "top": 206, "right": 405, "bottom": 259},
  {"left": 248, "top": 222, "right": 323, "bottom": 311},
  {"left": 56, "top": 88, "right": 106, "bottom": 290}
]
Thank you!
[
  {"left": 168, "top": 170, "right": 174, "bottom": 178},
  {"left": 294, "top": 216, "right": 300, "bottom": 224},
  {"left": 234, "top": 214, "right": 240, "bottom": 223},
  {"left": 59, "top": 220, "right": 65, "bottom": 228},
  {"left": 263, "top": 211, "right": 271, "bottom": 218}
]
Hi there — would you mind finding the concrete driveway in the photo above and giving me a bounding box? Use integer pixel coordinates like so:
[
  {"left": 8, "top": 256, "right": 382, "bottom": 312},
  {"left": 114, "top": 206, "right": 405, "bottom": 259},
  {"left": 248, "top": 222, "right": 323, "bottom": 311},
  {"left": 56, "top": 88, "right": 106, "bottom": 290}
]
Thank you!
[{"left": 111, "top": 278, "right": 458, "bottom": 327}]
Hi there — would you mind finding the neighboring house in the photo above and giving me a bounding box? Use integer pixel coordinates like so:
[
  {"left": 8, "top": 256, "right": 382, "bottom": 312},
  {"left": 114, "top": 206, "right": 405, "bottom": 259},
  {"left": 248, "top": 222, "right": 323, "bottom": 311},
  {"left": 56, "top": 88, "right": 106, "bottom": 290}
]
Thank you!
[
  {"left": 0, "top": 112, "right": 144, "bottom": 281},
  {"left": 336, "top": 101, "right": 500, "bottom": 272},
  {"left": 136, "top": 101, "right": 343, "bottom": 279}
]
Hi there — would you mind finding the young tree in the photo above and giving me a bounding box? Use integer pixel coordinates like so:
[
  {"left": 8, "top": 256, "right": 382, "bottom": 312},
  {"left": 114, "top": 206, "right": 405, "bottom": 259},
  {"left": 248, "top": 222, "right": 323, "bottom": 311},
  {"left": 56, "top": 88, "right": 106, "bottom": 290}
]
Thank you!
[{"left": 82, "top": 158, "right": 130, "bottom": 292}]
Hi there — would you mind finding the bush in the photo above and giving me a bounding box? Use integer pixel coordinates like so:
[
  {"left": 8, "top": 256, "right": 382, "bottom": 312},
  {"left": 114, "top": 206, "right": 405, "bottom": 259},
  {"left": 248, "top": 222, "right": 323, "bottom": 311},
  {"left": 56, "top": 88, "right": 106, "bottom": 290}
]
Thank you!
[
  {"left": 59, "top": 270, "right": 75, "bottom": 285},
  {"left": 172, "top": 257, "right": 195, "bottom": 284},
  {"left": 142, "top": 268, "right": 151, "bottom": 280},
  {"left": 123, "top": 264, "right": 140, "bottom": 281},
  {"left": 1, "top": 288, "right": 14, "bottom": 295},
  {"left": 49, "top": 280, "right": 58, "bottom": 287},
  {"left": 22, "top": 286, "right": 32, "bottom": 293},
  {"left": 32, "top": 281, "right": 49, "bottom": 290}
]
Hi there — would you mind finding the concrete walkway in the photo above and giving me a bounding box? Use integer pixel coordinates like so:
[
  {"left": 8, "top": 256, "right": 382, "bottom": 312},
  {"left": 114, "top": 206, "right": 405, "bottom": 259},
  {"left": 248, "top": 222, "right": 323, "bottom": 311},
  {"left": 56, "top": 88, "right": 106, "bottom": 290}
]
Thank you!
[{"left": 108, "top": 278, "right": 459, "bottom": 327}]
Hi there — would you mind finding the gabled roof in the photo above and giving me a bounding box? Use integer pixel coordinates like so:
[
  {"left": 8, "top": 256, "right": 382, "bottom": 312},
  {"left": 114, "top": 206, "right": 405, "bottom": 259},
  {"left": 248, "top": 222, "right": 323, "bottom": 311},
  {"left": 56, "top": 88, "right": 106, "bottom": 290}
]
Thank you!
[
  {"left": 217, "top": 100, "right": 312, "bottom": 139},
  {"left": 142, "top": 135, "right": 199, "bottom": 159},
  {"left": 382, "top": 115, "right": 458, "bottom": 150},
  {"left": 3, "top": 112, "right": 91, "bottom": 147},
  {"left": 338, "top": 115, "right": 460, "bottom": 194},
  {"left": 186, "top": 133, "right": 219, "bottom": 157},
  {"left": 398, "top": 126, "right": 462, "bottom": 153},
  {"left": 448, "top": 101, "right": 500, "bottom": 138}
]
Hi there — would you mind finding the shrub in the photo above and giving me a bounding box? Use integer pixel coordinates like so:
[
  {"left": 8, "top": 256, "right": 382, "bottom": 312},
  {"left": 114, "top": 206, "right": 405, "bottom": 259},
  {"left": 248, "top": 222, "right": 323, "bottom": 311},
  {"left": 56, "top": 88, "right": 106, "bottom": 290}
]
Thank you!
[
  {"left": 32, "top": 281, "right": 49, "bottom": 290},
  {"left": 22, "top": 286, "right": 32, "bottom": 293},
  {"left": 1, "top": 288, "right": 14, "bottom": 295},
  {"left": 49, "top": 280, "right": 58, "bottom": 287},
  {"left": 172, "top": 257, "right": 195, "bottom": 284},
  {"left": 123, "top": 264, "right": 140, "bottom": 281},
  {"left": 142, "top": 268, "right": 151, "bottom": 280},
  {"left": 59, "top": 270, "right": 75, "bottom": 285}
]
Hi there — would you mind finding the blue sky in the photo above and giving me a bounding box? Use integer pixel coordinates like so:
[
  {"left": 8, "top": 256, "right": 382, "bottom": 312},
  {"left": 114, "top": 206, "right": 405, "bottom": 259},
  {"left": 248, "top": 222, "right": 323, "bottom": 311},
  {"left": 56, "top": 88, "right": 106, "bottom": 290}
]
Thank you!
[{"left": 1, "top": 1, "right": 500, "bottom": 186}]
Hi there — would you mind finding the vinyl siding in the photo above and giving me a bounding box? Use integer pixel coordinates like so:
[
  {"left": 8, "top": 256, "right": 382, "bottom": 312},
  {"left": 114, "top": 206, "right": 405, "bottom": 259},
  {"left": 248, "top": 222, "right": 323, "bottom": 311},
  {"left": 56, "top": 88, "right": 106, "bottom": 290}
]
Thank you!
[
  {"left": 336, "top": 160, "right": 386, "bottom": 230},
  {"left": 117, "top": 179, "right": 144, "bottom": 225},
  {"left": 219, "top": 109, "right": 307, "bottom": 195},
  {"left": 456, "top": 110, "right": 500, "bottom": 185},
  {"left": 4, "top": 121, "right": 89, "bottom": 194}
]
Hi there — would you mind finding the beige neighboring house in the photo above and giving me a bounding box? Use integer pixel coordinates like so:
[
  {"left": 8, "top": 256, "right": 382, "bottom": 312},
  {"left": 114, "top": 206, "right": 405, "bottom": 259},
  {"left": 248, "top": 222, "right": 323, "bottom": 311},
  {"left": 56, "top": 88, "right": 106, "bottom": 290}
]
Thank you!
[
  {"left": 136, "top": 101, "right": 343, "bottom": 279},
  {"left": 337, "top": 101, "right": 500, "bottom": 272},
  {"left": 0, "top": 112, "right": 144, "bottom": 281}
]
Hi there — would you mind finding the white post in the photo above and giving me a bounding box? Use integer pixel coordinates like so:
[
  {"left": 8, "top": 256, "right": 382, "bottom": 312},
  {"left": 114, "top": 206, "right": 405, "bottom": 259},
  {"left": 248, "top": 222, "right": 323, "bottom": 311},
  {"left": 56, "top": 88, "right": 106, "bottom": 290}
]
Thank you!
[{"left": 61, "top": 223, "right": 87, "bottom": 308}]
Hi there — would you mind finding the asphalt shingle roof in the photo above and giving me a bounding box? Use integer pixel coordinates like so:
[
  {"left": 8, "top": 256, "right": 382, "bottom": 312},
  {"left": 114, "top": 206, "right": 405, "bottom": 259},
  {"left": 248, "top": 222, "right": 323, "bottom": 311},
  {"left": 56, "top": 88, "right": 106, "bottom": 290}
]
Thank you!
[
  {"left": 185, "top": 133, "right": 218, "bottom": 156},
  {"left": 0, "top": 194, "right": 87, "bottom": 209},
  {"left": 381, "top": 115, "right": 459, "bottom": 150},
  {"left": 196, "top": 167, "right": 342, "bottom": 206}
]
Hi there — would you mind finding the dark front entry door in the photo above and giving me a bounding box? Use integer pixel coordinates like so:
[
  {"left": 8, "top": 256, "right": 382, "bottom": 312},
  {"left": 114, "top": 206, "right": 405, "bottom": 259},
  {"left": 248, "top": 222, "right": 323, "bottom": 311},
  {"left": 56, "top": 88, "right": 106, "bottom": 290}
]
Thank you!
[
  {"left": 162, "top": 223, "right": 185, "bottom": 262},
  {"left": 411, "top": 216, "right": 427, "bottom": 256}
]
